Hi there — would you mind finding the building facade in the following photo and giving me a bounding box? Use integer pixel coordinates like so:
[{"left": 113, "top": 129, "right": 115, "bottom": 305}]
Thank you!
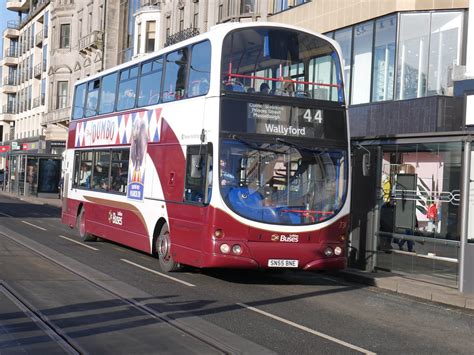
[{"left": 0, "top": 0, "right": 122, "bottom": 195}]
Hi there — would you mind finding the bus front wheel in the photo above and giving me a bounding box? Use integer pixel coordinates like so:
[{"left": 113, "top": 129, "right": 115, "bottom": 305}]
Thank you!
[
  {"left": 78, "top": 208, "right": 97, "bottom": 242},
  {"left": 157, "top": 223, "right": 181, "bottom": 272}
]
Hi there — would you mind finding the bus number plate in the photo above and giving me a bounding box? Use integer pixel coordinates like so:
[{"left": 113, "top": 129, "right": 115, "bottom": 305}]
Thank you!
[{"left": 268, "top": 259, "right": 299, "bottom": 268}]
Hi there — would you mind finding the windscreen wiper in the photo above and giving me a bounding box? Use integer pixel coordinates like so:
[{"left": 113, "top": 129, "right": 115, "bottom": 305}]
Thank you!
[
  {"left": 275, "top": 137, "right": 325, "bottom": 155},
  {"left": 231, "top": 134, "right": 281, "bottom": 154}
]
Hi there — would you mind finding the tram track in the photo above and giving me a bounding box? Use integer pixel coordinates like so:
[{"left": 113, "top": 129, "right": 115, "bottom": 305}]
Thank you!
[
  {"left": 0, "top": 282, "right": 82, "bottom": 354},
  {"left": 0, "top": 228, "right": 271, "bottom": 354}
]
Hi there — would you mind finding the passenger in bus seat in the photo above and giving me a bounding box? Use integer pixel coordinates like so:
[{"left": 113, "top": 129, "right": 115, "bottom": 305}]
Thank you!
[
  {"left": 79, "top": 163, "right": 91, "bottom": 188},
  {"left": 259, "top": 83, "right": 270, "bottom": 94}
]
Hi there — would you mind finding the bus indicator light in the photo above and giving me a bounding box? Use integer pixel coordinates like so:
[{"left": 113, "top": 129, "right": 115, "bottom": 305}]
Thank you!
[{"left": 214, "top": 229, "right": 224, "bottom": 239}]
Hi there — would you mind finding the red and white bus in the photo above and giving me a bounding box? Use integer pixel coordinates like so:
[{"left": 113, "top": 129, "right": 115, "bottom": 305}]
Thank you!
[{"left": 62, "top": 22, "right": 350, "bottom": 272}]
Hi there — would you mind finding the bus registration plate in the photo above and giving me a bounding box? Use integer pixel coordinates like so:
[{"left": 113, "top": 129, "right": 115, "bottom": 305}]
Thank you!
[{"left": 268, "top": 259, "right": 299, "bottom": 268}]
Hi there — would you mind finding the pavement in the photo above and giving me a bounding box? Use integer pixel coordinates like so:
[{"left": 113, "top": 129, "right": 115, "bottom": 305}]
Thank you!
[{"left": 2, "top": 190, "right": 474, "bottom": 311}]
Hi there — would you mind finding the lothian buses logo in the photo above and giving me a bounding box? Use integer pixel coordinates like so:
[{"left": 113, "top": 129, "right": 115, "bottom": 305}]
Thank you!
[
  {"left": 271, "top": 234, "right": 299, "bottom": 243},
  {"left": 108, "top": 210, "right": 123, "bottom": 226}
]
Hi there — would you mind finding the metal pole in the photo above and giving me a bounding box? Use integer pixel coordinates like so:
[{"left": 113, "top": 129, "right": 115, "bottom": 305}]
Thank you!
[
  {"left": 459, "top": 139, "right": 471, "bottom": 293},
  {"left": 370, "top": 146, "right": 383, "bottom": 271}
]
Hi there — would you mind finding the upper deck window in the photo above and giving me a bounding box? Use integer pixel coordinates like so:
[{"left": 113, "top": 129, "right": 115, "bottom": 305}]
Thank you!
[
  {"left": 163, "top": 48, "right": 188, "bottom": 102},
  {"left": 221, "top": 27, "right": 344, "bottom": 103},
  {"left": 117, "top": 65, "right": 139, "bottom": 111}
]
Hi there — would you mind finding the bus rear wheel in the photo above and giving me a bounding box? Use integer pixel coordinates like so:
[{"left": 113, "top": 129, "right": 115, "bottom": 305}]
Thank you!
[
  {"left": 78, "top": 208, "right": 97, "bottom": 242},
  {"left": 156, "top": 223, "right": 181, "bottom": 272}
]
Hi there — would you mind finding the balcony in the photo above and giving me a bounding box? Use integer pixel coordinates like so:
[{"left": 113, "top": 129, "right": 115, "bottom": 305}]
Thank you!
[
  {"left": 43, "top": 107, "right": 71, "bottom": 126},
  {"left": 78, "top": 31, "right": 103, "bottom": 54},
  {"left": 3, "top": 48, "right": 19, "bottom": 66},
  {"left": 136, "top": 0, "right": 160, "bottom": 14},
  {"left": 1, "top": 76, "right": 18, "bottom": 93},
  {"left": 35, "top": 30, "right": 44, "bottom": 47},
  {"left": 32, "top": 94, "right": 45, "bottom": 109},
  {"left": 165, "top": 27, "right": 200, "bottom": 47},
  {"left": 34, "top": 63, "right": 43, "bottom": 78},
  {"left": 18, "top": 0, "right": 51, "bottom": 30},
  {"left": 4, "top": 21, "right": 20, "bottom": 38},
  {"left": 1, "top": 104, "right": 17, "bottom": 122},
  {"left": 6, "top": 0, "right": 29, "bottom": 12}
]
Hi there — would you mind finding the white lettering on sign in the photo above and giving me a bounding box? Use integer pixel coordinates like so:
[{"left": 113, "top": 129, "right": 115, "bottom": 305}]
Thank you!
[
  {"left": 264, "top": 124, "right": 306, "bottom": 136},
  {"left": 303, "top": 109, "right": 323, "bottom": 124},
  {"left": 248, "top": 103, "right": 283, "bottom": 121},
  {"left": 271, "top": 234, "right": 299, "bottom": 243}
]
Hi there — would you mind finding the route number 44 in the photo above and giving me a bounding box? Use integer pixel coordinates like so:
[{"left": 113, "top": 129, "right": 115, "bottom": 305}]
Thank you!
[{"left": 303, "top": 109, "right": 323, "bottom": 124}]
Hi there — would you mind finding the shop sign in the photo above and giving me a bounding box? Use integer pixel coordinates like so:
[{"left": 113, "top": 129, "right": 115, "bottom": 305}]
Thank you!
[{"left": 0, "top": 145, "right": 10, "bottom": 153}]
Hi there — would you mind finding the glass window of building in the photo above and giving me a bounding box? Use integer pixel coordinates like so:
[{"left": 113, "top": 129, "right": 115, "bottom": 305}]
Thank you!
[
  {"left": 396, "top": 13, "right": 430, "bottom": 100},
  {"left": 137, "top": 23, "right": 141, "bottom": 54},
  {"left": 241, "top": 0, "right": 255, "bottom": 14},
  {"left": 179, "top": 7, "right": 184, "bottom": 31},
  {"left": 145, "top": 21, "right": 156, "bottom": 53},
  {"left": 274, "top": 0, "right": 288, "bottom": 13},
  {"left": 428, "top": 12, "right": 463, "bottom": 96},
  {"left": 60, "top": 24, "right": 71, "bottom": 48},
  {"left": 334, "top": 27, "right": 352, "bottom": 101},
  {"left": 193, "top": 1, "right": 199, "bottom": 28},
  {"left": 188, "top": 41, "right": 211, "bottom": 97},
  {"left": 372, "top": 15, "right": 397, "bottom": 102},
  {"left": 351, "top": 20, "right": 373, "bottom": 104},
  {"left": 57, "top": 81, "right": 68, "bottom": 109}
]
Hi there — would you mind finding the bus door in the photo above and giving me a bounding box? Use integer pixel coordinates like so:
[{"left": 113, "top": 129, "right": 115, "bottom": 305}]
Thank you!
[{"left": 171, "top": 143, "right": 212, "bottom": 259}]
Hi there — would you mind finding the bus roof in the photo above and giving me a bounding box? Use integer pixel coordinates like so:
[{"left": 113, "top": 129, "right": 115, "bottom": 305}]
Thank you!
[{"left": 74, "top": 22, "right": 340, "bottom": 87}]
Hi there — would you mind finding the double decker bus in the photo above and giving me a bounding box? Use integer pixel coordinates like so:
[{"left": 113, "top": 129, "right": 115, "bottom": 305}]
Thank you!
[{"left": 62, "top": 22, "right": 350, "bottom": 272}]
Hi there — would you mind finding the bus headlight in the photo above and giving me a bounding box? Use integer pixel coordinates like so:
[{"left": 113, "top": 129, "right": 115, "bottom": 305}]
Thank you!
[
  {"left": 232, "top": 244, "right": 242, "bottom": 255},
  {"left": 324, "top": 247, "right": 334, "bottom": 257},
  {"left": 334, "top": 246, "right": 342, "bottom": 256},
  {"left": 220, "top": 243, "right": 230, "bottom": 254}
]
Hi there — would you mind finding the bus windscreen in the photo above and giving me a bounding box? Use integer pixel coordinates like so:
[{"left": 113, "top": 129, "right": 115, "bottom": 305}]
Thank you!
[{"left": 221, "top": 27, "right": 344, "bottom": 103}]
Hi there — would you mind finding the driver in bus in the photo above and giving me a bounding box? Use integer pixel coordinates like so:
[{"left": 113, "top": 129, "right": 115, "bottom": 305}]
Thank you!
[{"left": 220, "top": 159, "right": 236, "bottom": 186}]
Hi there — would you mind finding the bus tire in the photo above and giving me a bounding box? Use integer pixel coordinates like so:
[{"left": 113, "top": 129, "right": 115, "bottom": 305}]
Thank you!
[
  {"left": 156, "top": 223, "right": 181, "bottom": 272},
  {"left": 78, "top": 208, "right": 97, "bottom": 242}
]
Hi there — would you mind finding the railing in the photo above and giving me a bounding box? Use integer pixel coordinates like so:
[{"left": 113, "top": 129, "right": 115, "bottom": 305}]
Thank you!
[
  {"left": 35, "top": 30, "right": 43, "bottom": 46},
  {"left": 43, "top": 107, "right": 70, "bottom": 125},
  {"left": 4, "top": 47, "right": 18, "bottom": 58},
  {"left": 7, "top": 20, "right": 20, "bottom": 29},
  {"left": 139, "top": 0, "right": 160, "bottom": 9},
  {"left": 32, "top": 95, "right": 45, "bottom": 108},
  {"left": 78, "top": 31, "right": 104, "bottom": 53},
  {"left": 165, "top": 27, "right": 200, "bottom": 47},
  {"left": 3, "top": 75, "right": 17, "bottom": 86},
  {"left": 2, "top": 104, "right": 17, "bottom": 114},
  {"left": 19, "top": 0, "right": 51, "bottom": 30},
  {"left": 34, "top": 63, "right": 42, "bottom": 78}
]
